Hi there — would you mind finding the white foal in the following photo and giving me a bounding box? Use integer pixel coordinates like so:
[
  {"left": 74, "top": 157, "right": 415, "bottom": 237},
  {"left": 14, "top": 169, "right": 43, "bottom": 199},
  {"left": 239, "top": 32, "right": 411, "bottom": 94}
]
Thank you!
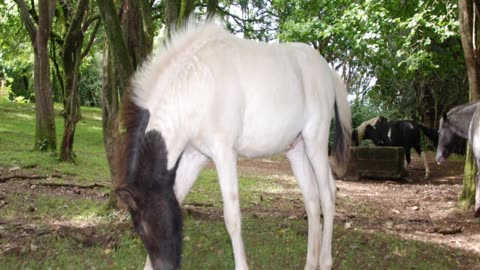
[{"left": 117, "top": 21, "right": 351, "bottom": 270}]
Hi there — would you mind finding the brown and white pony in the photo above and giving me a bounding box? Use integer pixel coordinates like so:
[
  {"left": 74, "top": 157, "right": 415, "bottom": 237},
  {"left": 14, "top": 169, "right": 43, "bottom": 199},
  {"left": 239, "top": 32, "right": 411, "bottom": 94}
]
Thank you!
[{"left": 353, "top": 116, "right": 437, "bottom": 179}]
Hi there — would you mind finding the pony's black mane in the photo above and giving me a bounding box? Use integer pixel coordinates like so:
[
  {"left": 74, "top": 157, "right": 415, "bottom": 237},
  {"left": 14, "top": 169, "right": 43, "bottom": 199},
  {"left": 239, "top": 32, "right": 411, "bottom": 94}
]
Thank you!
[
  {"left": 447, "top": 101, "right": 479, "bottom": 115},
  {"left": 115, "top": 95, "right": 183, "bottom": 270},
  {"left": 124, "top": 101, "right": 151, "bottom": 184}
]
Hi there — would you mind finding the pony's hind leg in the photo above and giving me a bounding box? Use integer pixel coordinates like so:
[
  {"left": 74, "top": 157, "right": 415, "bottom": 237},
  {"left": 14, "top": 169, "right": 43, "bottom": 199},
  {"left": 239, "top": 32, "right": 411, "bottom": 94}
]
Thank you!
[
  {"left": 302, "top": 126, "right": 335, "bottom": 270},
  {"left": 414, "top": 145, "right": 430, "bottom": 179},
  {"left": 286, "top": 139, "right": 321, "bottom": 270},
  {"left": 212, "top": 148, "right": 248, "bottom": 270},
  {"left": 405, "top": 148, "right": 412, "bottom": 167}
]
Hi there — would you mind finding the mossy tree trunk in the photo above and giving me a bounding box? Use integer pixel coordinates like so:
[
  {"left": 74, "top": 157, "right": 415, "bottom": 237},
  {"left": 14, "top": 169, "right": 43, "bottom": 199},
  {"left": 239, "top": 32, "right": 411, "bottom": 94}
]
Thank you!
[
  {"left": 461, "top": 145, "right": 478, "bottom": 208},
  {"left": 458, "top": 0, "right": 480, "bottom": 209},
  {"left": 14, "top": 0, "right": 57, "bottom": 152}
]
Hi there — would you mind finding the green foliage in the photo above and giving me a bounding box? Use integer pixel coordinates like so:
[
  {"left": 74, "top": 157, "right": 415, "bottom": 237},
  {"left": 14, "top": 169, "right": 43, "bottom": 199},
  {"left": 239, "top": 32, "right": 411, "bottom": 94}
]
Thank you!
[
  {"left": 79, "top": 52, "right": 103, "bottom": 107},
  {"left": 0, "top": 1, "right": 35, "bottom": 102},
  {"left": 273, "top": 0, "right": 465, "bottom": 120},
  {"left": 0, "top": 75, "right": 13, "bottom": 101},
  {"left": 351, "top": 99, "right": 384, "bottom": 127}
]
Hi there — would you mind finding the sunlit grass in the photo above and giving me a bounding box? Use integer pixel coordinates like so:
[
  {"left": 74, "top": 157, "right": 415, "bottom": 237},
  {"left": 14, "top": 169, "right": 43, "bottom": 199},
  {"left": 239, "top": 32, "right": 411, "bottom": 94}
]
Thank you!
[{"left": 0, "top": 100, "right": 110, "bottom": 184}]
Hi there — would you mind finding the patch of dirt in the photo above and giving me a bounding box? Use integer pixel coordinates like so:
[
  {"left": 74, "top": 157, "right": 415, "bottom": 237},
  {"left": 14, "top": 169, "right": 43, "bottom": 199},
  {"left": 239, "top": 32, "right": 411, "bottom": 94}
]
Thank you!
[
  {"left": 0, "top": 219, "right": 129, "bottom": 257},
  {"left": 0, "top": 168, "right": 113, "bottom": 256},
  {"left": 233, "top": 151, "right": 480, "bottom": 256}
]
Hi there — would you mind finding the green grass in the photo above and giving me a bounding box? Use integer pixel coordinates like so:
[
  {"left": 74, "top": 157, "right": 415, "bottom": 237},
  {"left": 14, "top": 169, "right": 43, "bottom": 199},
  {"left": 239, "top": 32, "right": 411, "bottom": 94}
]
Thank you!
[
  {"left": 184, "top": 168, "right": 287, "bottom": 209},
  {"left": 2, "top": 214, "right": 477, "bottom": 269},
  {"left": 1, "top": 100, "right": 479, "bottom": 269},
  {"left": 0, "top": 100, "right": 110, "bottom": 184},
  {"left": 1, "top": 232, "right": 145, "bottom": 270}
]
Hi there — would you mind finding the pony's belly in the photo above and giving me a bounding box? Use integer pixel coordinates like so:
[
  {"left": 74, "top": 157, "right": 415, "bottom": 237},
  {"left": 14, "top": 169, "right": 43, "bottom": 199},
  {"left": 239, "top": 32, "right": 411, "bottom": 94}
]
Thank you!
[
  {"left": 235, "top": 98, "right": 305, "bottom": 158},
  {"left": 235, "top": 124, "right": 303, "bottom": 158}
]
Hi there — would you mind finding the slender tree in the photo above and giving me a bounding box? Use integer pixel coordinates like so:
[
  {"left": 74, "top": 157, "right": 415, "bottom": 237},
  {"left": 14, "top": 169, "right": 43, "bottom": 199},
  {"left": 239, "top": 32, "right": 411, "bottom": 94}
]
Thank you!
[
  {"left": 14, "top": 0, "right": 57, "bottom": 152},
  {"left": 59, "top": 0, "right": 101, "bottom": 162},
  {"left": 458, "top": 0, "right": 480, "bottom": 209}
]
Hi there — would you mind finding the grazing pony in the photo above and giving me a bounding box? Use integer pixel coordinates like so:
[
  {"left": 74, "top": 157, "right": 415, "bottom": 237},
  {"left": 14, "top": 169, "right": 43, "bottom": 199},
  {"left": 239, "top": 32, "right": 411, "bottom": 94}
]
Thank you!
[
  {"left": 354, "top": 116, "right": 437, "bottom": 179},
  {"left": 436, "top": 102, "right": 480, "bottom": 217},
  {"left": 351, "top": 116, "right": 383, "bottom": 145},
  {"left": 115, "top": 22, "right": 351, "bottom": 270}
]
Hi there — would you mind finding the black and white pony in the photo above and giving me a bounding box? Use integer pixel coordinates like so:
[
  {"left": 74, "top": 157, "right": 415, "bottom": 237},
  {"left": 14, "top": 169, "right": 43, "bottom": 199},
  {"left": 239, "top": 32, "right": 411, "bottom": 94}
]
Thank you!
[
  {"left": 436, "top": 101, "right": 480, "bottom": 217},
  {"left": 115, "top": 22, "right": 351, "bottom": 270},
  {"left": 353, "top": 116, "right": 437, "bottom": 179}
]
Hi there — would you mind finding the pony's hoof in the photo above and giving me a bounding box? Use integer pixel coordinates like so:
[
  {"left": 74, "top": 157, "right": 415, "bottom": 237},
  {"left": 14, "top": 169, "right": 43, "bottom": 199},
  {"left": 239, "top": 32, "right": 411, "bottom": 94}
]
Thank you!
[{"left": 475, "top": 208, "right": 480, "bottom": 218}]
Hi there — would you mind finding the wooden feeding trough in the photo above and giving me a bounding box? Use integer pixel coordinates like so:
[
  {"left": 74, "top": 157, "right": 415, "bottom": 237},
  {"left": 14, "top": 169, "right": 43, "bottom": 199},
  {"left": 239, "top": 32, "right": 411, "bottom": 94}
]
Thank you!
[{"left": 344, "top": 146, "right": 408, "bottom": 181}]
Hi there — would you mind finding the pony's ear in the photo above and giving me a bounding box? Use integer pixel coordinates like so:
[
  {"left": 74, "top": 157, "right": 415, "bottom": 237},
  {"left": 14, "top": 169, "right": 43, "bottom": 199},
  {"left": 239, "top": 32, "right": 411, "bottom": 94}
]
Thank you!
[
  {"left": 116, "top": 187, "right": 138, "bottom": 211},
  {"left": 442, "top": 112, "right": 448, "bottom": 121}
]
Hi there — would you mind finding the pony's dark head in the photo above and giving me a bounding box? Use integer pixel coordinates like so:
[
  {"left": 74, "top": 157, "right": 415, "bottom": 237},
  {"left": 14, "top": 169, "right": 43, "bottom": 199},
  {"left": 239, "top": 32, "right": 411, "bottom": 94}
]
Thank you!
[
  {"left": 115, "top": 99, "right": 182, "bottom": 270},
  {"left": 436, "top": 113, "right": 458, "bottom": 164},
  {"left": 372, "top": 117, "right": 392, "bottom": 146},
  {"left": 364, "top": 124, "right": 389, "bottom": 146}
]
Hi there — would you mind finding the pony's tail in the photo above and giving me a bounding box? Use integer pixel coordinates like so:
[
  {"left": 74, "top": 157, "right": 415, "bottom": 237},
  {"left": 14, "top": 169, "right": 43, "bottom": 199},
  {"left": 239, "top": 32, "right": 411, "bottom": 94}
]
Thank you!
[
  {"left": 418, "top": 124, "right": 439, "bottom": 147},
  {"left": 332, "top": 72, "right": 352, "bottom": 177}
]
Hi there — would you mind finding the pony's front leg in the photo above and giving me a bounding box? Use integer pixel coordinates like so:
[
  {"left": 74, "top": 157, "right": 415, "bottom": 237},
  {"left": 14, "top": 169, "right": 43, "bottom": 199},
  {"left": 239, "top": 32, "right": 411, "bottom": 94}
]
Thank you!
[
  {"left": 212, "top": 148, "right": 248, "bottom": 270},
  {"left": 174, "top": 147, "right": 210, "bottom": 203}
]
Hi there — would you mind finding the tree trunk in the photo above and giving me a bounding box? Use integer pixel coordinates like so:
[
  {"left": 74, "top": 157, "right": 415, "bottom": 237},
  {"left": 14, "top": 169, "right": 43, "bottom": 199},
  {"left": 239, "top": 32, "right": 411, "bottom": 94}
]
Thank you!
[
  {"left": 101, "top": 45, "right": 120, "bottom": 179},
  {"left": 98, "top": 0, "right": 153, "bottom": 208},
  {"left": 415, "top": 79, "right": 436, "bottom": 128},
  {"left": 98, "top": 0, "right": 134, "bottom": 91},
  {"left": 34, "top": 0, "right": 57, "bottom": 152},
  {"left": 207, "top": 0, "right": 218, "bottom": 18},
  {"left": 14, "top": 0, "right": 57, "bottom": 152},
  {"left": 165, "top": 0, "right": 181, "bottom": 36},
  {"left": 120, "top": 0, "right": 153, "bottom": 69},
  {"left": 458, "top": 0, "right": 480, "bottom": 209},
  {"left": 414, "top": 78, "right": 436, "bottom": 149},
  {"left": 461, "top": 145, "right": 478, "bottom": 208},
  {"left": 60, "top": 0, "right": 90, "bottom": 162},
  {"left": 178, "top": 0, "right": 195, "bottom": 27}
]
